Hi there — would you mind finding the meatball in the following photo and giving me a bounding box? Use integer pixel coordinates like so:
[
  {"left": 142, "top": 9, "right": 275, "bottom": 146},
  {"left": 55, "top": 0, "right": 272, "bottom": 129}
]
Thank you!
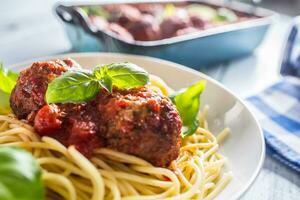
[
  {"left": 11, "top": 59, "right": 182, "bottom": 167},
  {"left": 190, "top": 14, "right": 207, "bottom": 29},
  {"left": 10, "top": 59, "right": 75, "bottom": 121},
  {"left": 97, "top": 87, "right": 182, "bottom": 167},
  {"left": 89, "top": 15, "right": 134, "bottom": 42},
  {"left": 160, "top": 16, "right": 191, "bottom": 38},
  {"left": 34, "top": 87, "right": 182, "bottom": 166},
  {"left": 106, "top": 4, "right": 142, "bottom": 28},
  {"left": 127, "top": 15, "right": 161, "bottom": 41},
  {"left": 107, "top": 23, "right": 134, "bottom": 41}
]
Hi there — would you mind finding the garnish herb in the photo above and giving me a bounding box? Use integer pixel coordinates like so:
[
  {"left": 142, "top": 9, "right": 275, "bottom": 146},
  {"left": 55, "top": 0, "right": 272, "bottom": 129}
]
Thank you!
[
  {"left": 0, "top": 61, "right": 205, "bottom": 139},
  {"left": 170, "top": 81, "right": 206, "bottom": 138},
  {"left": 0, "top": 64, "right": 19, "bottom": 114},
  {"left": 0, "top": 91, "right": 11, "bottom": 115},
  {"left": 187, "top": 4, "right": 217, "bottom": 21},
  {"left": 0, "top": 147, "right": 44, "bottom": 200},
  {"left": 94, "top": 63, "right": 150, "bottom": 91},
  {"left": 214, "top": 8, "right": 238, "bottom": 23},
  {"left": 45, "top": 70, "right": 100, "bottom": 104},
  {"left": 46, "top": 62, "right": 149, "bottom": 104},
  {"left": 81, "top": 6, "right": 110, "bottom": 19}
]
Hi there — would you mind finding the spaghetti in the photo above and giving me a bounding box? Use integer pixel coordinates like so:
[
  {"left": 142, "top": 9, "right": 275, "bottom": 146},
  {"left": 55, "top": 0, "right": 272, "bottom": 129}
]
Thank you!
[{"left": 0, "top": 77, "right": 232, "bottom": 200}]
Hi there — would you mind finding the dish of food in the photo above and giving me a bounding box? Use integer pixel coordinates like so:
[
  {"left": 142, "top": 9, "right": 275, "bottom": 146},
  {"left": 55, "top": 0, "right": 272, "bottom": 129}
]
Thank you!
[
  {"left": 80, "top": 2, "right": 255, "bottom": 42},
  {"left": 0, "top": 53, "right": 264, "bottom": 200},
  {"left": 55, "top": 1, "right": 274, "bottom": 66}
]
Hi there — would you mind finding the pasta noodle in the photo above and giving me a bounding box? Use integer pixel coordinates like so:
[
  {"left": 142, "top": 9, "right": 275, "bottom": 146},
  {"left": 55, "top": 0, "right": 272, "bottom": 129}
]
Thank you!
[{"left": 0, "top": 77, "right": 232, "bottom": 200}]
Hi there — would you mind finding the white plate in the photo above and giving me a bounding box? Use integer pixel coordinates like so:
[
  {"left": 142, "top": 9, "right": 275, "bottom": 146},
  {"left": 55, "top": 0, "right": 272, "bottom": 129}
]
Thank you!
[{"left": 11, "top": 52, "right": 265, "bottom": 200}]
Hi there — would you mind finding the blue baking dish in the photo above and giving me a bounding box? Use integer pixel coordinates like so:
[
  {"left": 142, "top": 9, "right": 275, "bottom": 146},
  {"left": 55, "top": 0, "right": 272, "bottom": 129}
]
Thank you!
[{"left": 55, "top": 0, "right": 276, "bottom": 68}]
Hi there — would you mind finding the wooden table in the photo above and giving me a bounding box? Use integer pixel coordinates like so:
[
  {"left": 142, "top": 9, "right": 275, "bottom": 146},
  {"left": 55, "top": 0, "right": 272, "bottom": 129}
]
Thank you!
[{"left": 0, "top": 0, "right": 299, "bottom": 199}]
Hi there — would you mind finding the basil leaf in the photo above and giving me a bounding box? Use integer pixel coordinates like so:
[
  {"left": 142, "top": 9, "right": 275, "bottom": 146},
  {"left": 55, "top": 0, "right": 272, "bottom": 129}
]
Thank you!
[
  {"left": 0, "top": 90, "right": 12, "bottom": 114},
  {"left": 94, "top": 62, "right": 149, "bottom": 90},
  {"left": 0, "top": 147, "right": 44, "bottom": 200},
  {"left": 81, "top": 6, "right": 109, "bottom": 18},
  {"left": 170, "top": 81, "right": 206, "bottom": 138},
  {"left": 214, "top": 8, "right": 238, "bottom": 23},
  {"left": 46, "top": 69, "right": 100, "bottom": 104},
  {"left": 46, "top": 62, "right": 149, "bottom": 104},
  {"left": 0, "top": 64, "right": 19, "bottom": 114},
  {"left": 187, "top": 4, "right": 217, "bottom": 21},
  {"left": 0, "top": 64, "right": 19, "bottom": 94},
  {"left": 99, "top": 75, "right": 113, "bottom": 93}
]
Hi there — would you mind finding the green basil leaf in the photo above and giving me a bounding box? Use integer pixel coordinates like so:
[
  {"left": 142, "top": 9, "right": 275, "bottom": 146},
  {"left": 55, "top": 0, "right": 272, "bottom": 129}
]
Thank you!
[
  {"left": 94, "top": 62, "right": 149, "bottom": 90},
  {"left": 46, "top": 69, "right": 100, "bottom": 104},
  {"left": 0, "top": 63, "right": 19, "bottom": 94},
  {"left": 81, "top": 6, "right": 109, "bottom": 18},
  {"left": 170, "top": 81, "right": 206, "bottom": 138},
  {"left": 46, "top": 62, "right": 149, "bottom": 104},
  {"left": 99, "top": 75, "right": 113, "bottom": 93},
  {"left": 0, "top": 64, "right": 19, "bottom": 114},
  {"left": 187, "top": 4, "right": 217, "bottom": 21},
  {"left": 214, "top": 8, "right": 238, "bottom": 23},
  {"left": 0, "top": 90, "right": 12, "bottom": 114},
  {"left": 0, "top": 147, "right": 44, "bottom": 200}
]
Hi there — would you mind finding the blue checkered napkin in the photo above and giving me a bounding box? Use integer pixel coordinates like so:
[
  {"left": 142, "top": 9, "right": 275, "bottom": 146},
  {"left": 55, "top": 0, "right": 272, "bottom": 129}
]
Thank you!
[{"left": 246, "top": 77, "right": 300, "bottom": 172}]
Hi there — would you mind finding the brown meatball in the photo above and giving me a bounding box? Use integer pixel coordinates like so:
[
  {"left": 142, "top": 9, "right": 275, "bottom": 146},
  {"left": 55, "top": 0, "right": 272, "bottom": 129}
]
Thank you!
[
  {"left": 127, "top": 15, "right": 161, "bottom": 41},
  {"left": 10, "top": 59, "right": 75, "bottom": 121},
  {"left": 107, "top": 23, "right": 134, "bottom": 42},
  {"left": 97, "top": 87, "right": 182, "bottom": 167},
  {"left": 89, "top": 15, "right": 134, "bottom": 42},
  {"left": 106, "top": 4, "right": 142, "bottom": 28},
  {"left": 160, "top": 16, "right": 191, "bottom": 39},
  {"left": 190, "top": 14, "right": 207, "bottom": 29},
  {"left": 33, "top": 87, "right": 182, "bottom": 166},
  {"left": 11, "top": 59, "right": 182, "bottom": 167}
]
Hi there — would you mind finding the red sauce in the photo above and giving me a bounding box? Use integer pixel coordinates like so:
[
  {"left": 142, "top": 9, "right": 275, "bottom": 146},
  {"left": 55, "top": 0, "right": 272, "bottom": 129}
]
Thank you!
[
  {"left": 10, "top": 59, "right": 182, "bottom": 167},
  {"left": 34, "top": 105, "right": 62, "bottom": 135},
  {"left": 33, "top": 87, "right": 182, "bottom": 166},
  {"left": 34, "top": 103, "right": 104, "bottom": 158}
]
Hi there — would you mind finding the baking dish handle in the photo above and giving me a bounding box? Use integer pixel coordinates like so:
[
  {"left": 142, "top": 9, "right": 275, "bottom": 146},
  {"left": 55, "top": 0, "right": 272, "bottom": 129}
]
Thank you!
[
  {"left": 55, "top": 4, "right": 104, "bottom": 41},
  {"left": 280, "top": 16, "right": 300, "bottom": 77}
]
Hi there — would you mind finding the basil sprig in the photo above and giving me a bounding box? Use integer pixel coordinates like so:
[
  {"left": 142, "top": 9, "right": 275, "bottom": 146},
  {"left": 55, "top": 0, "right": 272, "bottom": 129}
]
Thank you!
[
  {"left": 81, "top": 6, "right": 110, "bottom": 19},
  {"left": 0, "top": 147, "right": 44, "bottom": 200},
  {"left": 46, "top": 62, "right": 149, "bottom": 104},
  {"left": 0, "top": 63, "right": 19, "bottom": 114},
  {"left": 94, "top": 63, "right": 151, "bottom": 91},
  {"left": 170, "top": 81, "right": 206, "bottom": 138},
  {"left": 214, "top": 8, "right": 238, "bottom": 23}
]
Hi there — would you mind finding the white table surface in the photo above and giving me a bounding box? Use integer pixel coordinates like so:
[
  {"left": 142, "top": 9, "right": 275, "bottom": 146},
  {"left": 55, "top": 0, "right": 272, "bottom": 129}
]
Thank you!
[{"left": 0, "top": 0, "right": 299, "bottom": 199}]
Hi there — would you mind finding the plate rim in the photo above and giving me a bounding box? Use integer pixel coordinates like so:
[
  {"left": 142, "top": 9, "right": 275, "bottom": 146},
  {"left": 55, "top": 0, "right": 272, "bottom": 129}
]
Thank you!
[{"left": 10, "top": 52, "right": 265, "bottom": 200}]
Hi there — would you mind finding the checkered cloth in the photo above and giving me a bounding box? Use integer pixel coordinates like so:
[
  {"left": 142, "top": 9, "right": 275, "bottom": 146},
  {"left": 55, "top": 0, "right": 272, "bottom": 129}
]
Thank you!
[{"left": 246, "top": 77, "right": 300, "bottom": 172}]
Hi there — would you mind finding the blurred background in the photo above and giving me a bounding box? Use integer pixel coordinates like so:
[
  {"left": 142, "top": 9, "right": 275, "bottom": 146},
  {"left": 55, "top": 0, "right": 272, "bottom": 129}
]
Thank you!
[
  {"left": 0, "top": 0, "right": 298, "bottom": 97},
  {"left": 0, "top": 0, "right": 298, "bottom": 64},
  {"left": 0, "top": 0, "right": 300, "bottom": 199}
]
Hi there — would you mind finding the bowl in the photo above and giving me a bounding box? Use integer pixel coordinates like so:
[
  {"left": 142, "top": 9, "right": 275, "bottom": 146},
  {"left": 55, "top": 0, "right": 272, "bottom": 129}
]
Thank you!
[
  {"left": 11, "top": 52, "right": 265, "bottom": 200},
  {"left": 54, "top": 0, "right": 276, "bottom": 68}
]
